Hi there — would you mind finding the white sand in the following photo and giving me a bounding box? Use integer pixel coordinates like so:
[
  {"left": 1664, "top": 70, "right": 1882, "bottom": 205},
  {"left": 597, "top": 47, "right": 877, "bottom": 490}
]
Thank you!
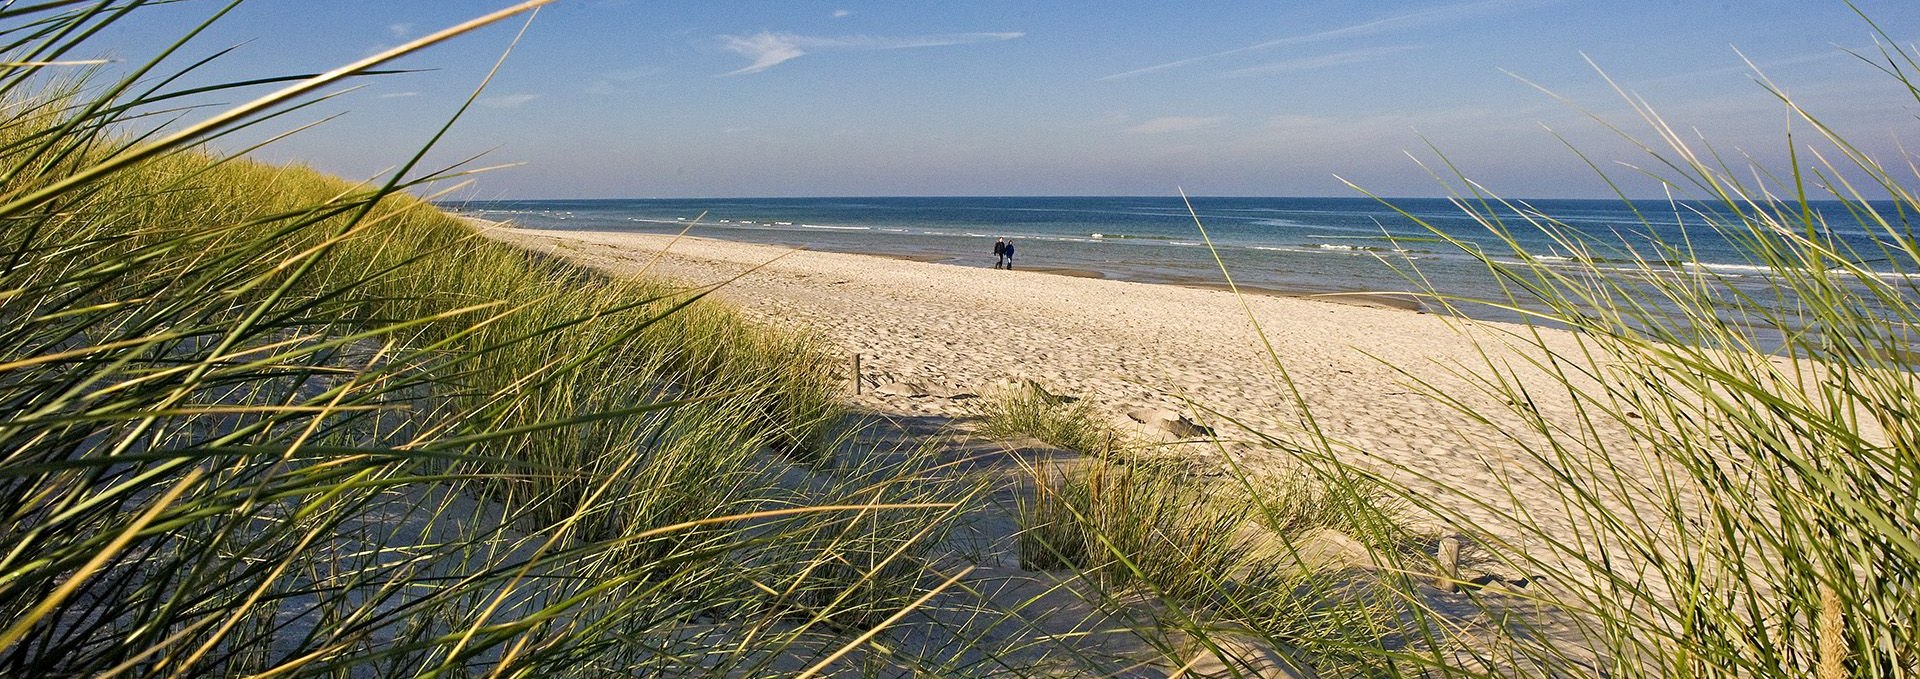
[{"left": 477, "top": 223, "right": 1638, "bottom": 539}]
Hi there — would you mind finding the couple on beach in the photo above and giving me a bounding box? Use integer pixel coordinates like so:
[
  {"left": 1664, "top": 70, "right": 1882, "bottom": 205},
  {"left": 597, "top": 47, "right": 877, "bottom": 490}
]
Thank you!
[{"left": 992, "top": 238, "right": 1017, "bottom": 269}]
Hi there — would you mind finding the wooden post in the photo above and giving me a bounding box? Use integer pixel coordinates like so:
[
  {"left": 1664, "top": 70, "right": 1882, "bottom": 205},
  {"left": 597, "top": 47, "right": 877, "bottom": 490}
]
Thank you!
[{"left": 851, "top": 353, "right": 862, "bottom": 395}]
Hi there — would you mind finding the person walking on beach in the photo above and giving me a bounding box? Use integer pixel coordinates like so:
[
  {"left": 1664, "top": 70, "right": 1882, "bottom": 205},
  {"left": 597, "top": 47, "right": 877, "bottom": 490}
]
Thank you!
[
  {"left": 1003, "top": 240, "right": 1015, "bottom": 269},
  {"left": 992, "top": 238, "right": 1007, "bottom": 268}
]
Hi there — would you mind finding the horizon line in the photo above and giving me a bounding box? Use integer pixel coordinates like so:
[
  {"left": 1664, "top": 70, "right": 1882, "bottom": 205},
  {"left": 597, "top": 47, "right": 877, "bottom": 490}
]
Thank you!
[{"left": 437, "top": 193, "right": 1877, "bottom": 203}]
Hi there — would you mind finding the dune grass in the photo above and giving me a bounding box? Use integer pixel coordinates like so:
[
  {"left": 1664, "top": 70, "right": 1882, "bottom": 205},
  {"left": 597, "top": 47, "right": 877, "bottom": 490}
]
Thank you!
[
  {"left": 1016, "top": 459, "right": 1249, "bottom": 593},
  {"left": 973, "top": 380, "right": 1124, "bottom": 457},
  {"left": 1017, "top": 457, "right": 1426, "bottom": 674},
  {"left": 1366, "top": 35, "right": 1920, "bottom": 679},
  {"left": 1151, "top": 15, "right": 1920, "bottom": 677},
  {"left": 0, "top": 3, "right": 990, "bottom": 675},
  {"left": 14, "top": 1, "right": 1918, "bottom": 676}
]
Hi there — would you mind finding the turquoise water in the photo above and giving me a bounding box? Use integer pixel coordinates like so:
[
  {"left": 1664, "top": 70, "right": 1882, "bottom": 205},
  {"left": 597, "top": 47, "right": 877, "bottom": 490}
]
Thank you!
[{"left": 458, "top": 196, "right": 1915, "bottom": 341}]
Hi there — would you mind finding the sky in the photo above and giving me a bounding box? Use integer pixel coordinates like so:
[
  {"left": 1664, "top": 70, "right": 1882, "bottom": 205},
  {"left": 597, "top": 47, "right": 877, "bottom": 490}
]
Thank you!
[{"left": 85, "top": 0, "right": 1920, "bottom": 199}]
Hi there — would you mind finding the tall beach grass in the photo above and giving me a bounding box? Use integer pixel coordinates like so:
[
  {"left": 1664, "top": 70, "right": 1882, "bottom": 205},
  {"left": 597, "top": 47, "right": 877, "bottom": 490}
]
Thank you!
[
  {"left": 11, "top": 1, "right": 1917, "bottom": 676},
  {"left": 1166, "top": 14, "right": 1920, "bottom": 677},
  {"left": 0, "top": 2, "right": 987, "bottom": 675}
]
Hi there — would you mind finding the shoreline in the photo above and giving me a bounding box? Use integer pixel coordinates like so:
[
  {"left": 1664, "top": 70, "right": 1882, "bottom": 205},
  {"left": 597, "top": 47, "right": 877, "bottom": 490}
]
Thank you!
[
  {"left": 473, "top": 221, "right": 1609, "bottom": 522},
  {"left": 475, "top": 219, "right": 1427, "bottom": 314}
]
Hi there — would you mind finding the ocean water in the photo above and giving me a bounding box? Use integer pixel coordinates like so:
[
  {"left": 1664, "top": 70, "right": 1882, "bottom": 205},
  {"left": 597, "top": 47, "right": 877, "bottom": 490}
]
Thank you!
[{"left": 458, "top": 196, "right": 1914, "bottom": 338}]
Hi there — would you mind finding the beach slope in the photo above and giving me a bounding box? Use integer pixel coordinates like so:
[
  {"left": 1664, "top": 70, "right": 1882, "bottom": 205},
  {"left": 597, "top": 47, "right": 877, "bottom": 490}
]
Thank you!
[{"left": 478, "top": 223, "right": 1625, "bottom": 536}]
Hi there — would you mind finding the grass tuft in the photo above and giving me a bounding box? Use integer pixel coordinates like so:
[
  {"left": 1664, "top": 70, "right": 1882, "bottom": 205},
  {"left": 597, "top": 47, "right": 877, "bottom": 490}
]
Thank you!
[
  {"left": 1016, "top": 459, "right": 1249, "bottom": 595},
  {"left": 1233, "top": 15, "right": 1920, "bottom": 676},
  {"left": 1017, "top": 456, "right": 1411, "bottom": 672},
  {"left": 973, "top": 380, "right": 1125, "bottom": 456}
]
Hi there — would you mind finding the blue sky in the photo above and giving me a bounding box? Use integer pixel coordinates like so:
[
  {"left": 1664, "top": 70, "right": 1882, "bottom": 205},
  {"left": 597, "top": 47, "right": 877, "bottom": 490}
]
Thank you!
[{"left": 99, "top": 0, "right": 1920, "bottom": 198}]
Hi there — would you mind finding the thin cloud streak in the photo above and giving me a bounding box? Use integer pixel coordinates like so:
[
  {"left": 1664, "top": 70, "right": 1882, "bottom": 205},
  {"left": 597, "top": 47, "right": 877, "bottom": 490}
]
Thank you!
[
  {"left": 1097, "top": 0, "right": 1528, "bottom": 81},
  {"left": 1126, "top": 115, "right": 1225, "bottom": 134},
  {"left": 719, "top": 31, "right": 1024, "bottom": 75},
  {"left": 478, "top": 93, "right": 542, "bottom": 109},
  {"left": 1219, "top": 45, "right": 1422, "bottom": 78},
  {"left": 1636, "top": 48, "right": 1847, "bottom": 86}
]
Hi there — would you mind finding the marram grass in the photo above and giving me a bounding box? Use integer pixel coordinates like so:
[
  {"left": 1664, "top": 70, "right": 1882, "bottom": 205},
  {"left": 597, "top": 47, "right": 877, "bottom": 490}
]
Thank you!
[
  {"left": 12, "top": 1, "right": 1917, "bottom": 677},
  {"left": 1178, "top": 13, "right": 1920, "bottom": 678},
  {"left": 973, "top": 380, "right": 1124, "bottom": 457},
  {"left": 0, "top": 3, "right": 983, "bottom": 676}
]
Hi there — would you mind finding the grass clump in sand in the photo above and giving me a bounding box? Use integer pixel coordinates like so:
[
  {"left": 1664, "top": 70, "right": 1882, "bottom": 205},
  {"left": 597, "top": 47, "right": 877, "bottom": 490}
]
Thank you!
[
  {"left": 1015, "top": 459, "right": 1249, "bottom": 594},
  {"left": 976, "top": 379, "right": 1420, "bottom": 669},
  {"left": 1245, "top": 467, "right": 1416, "bottom": 556},
  {"left": 1016, "top": 456, "right": 1411, "bottom": 671},
  {"left": 974, "top": 380, "right": 1126, "bottom": 456}
]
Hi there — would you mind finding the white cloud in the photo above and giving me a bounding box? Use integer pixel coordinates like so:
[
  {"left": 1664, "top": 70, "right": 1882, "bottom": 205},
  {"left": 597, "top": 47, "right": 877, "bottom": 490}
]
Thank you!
[
  {"left": 1098, "top": 0, "right": 1529, "bottom": 81},
  {"left": 479, "top": 93, "right": 542, "bottom": 109},
  {"left": 387, "top": 23, "right": 412, "bottom": 39},
  {"left": 377, "top": 91, "right": 420, "bottom": 99},
  {"left": 832, "top": 9, "right": 851, "bottom": 18},
  {"left": 721, "top": 33, "right": 808, "bottom": 74},
  {"left": 1126, "top": 116, "right": 1225, "bottom": 134},
  {"left": 1220, "top": 45, "right": 1421, "bottom": 78},
  {"left": 718, "top": 31, "right": 1025, "bottom": 75}
]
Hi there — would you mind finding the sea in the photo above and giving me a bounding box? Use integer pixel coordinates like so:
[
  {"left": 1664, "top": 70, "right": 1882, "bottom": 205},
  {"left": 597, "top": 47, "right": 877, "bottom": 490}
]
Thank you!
[{"left": 456, "top": 196, "right": 1915, "bottom": 345}]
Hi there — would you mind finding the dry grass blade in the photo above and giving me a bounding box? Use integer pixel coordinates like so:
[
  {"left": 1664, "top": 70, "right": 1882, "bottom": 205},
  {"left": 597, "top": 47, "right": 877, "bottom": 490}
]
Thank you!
[
  {"left": 795, "top": 566, "right": 976, "bottom": 679},
  {"left": 0, "top": 467, "right": 203, "bottom": 654}
]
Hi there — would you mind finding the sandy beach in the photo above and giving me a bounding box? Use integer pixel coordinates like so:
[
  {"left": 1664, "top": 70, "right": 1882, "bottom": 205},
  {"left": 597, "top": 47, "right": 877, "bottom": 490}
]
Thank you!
[
  {"left": 479, "top": 219, "right": 1898, "bottom": 675},
  {"left": 21, "top": 4, "right": 1911, "bottom": 674},
  {"left": 479, "top": 223, "right": 1631, "bottom": 540}
]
